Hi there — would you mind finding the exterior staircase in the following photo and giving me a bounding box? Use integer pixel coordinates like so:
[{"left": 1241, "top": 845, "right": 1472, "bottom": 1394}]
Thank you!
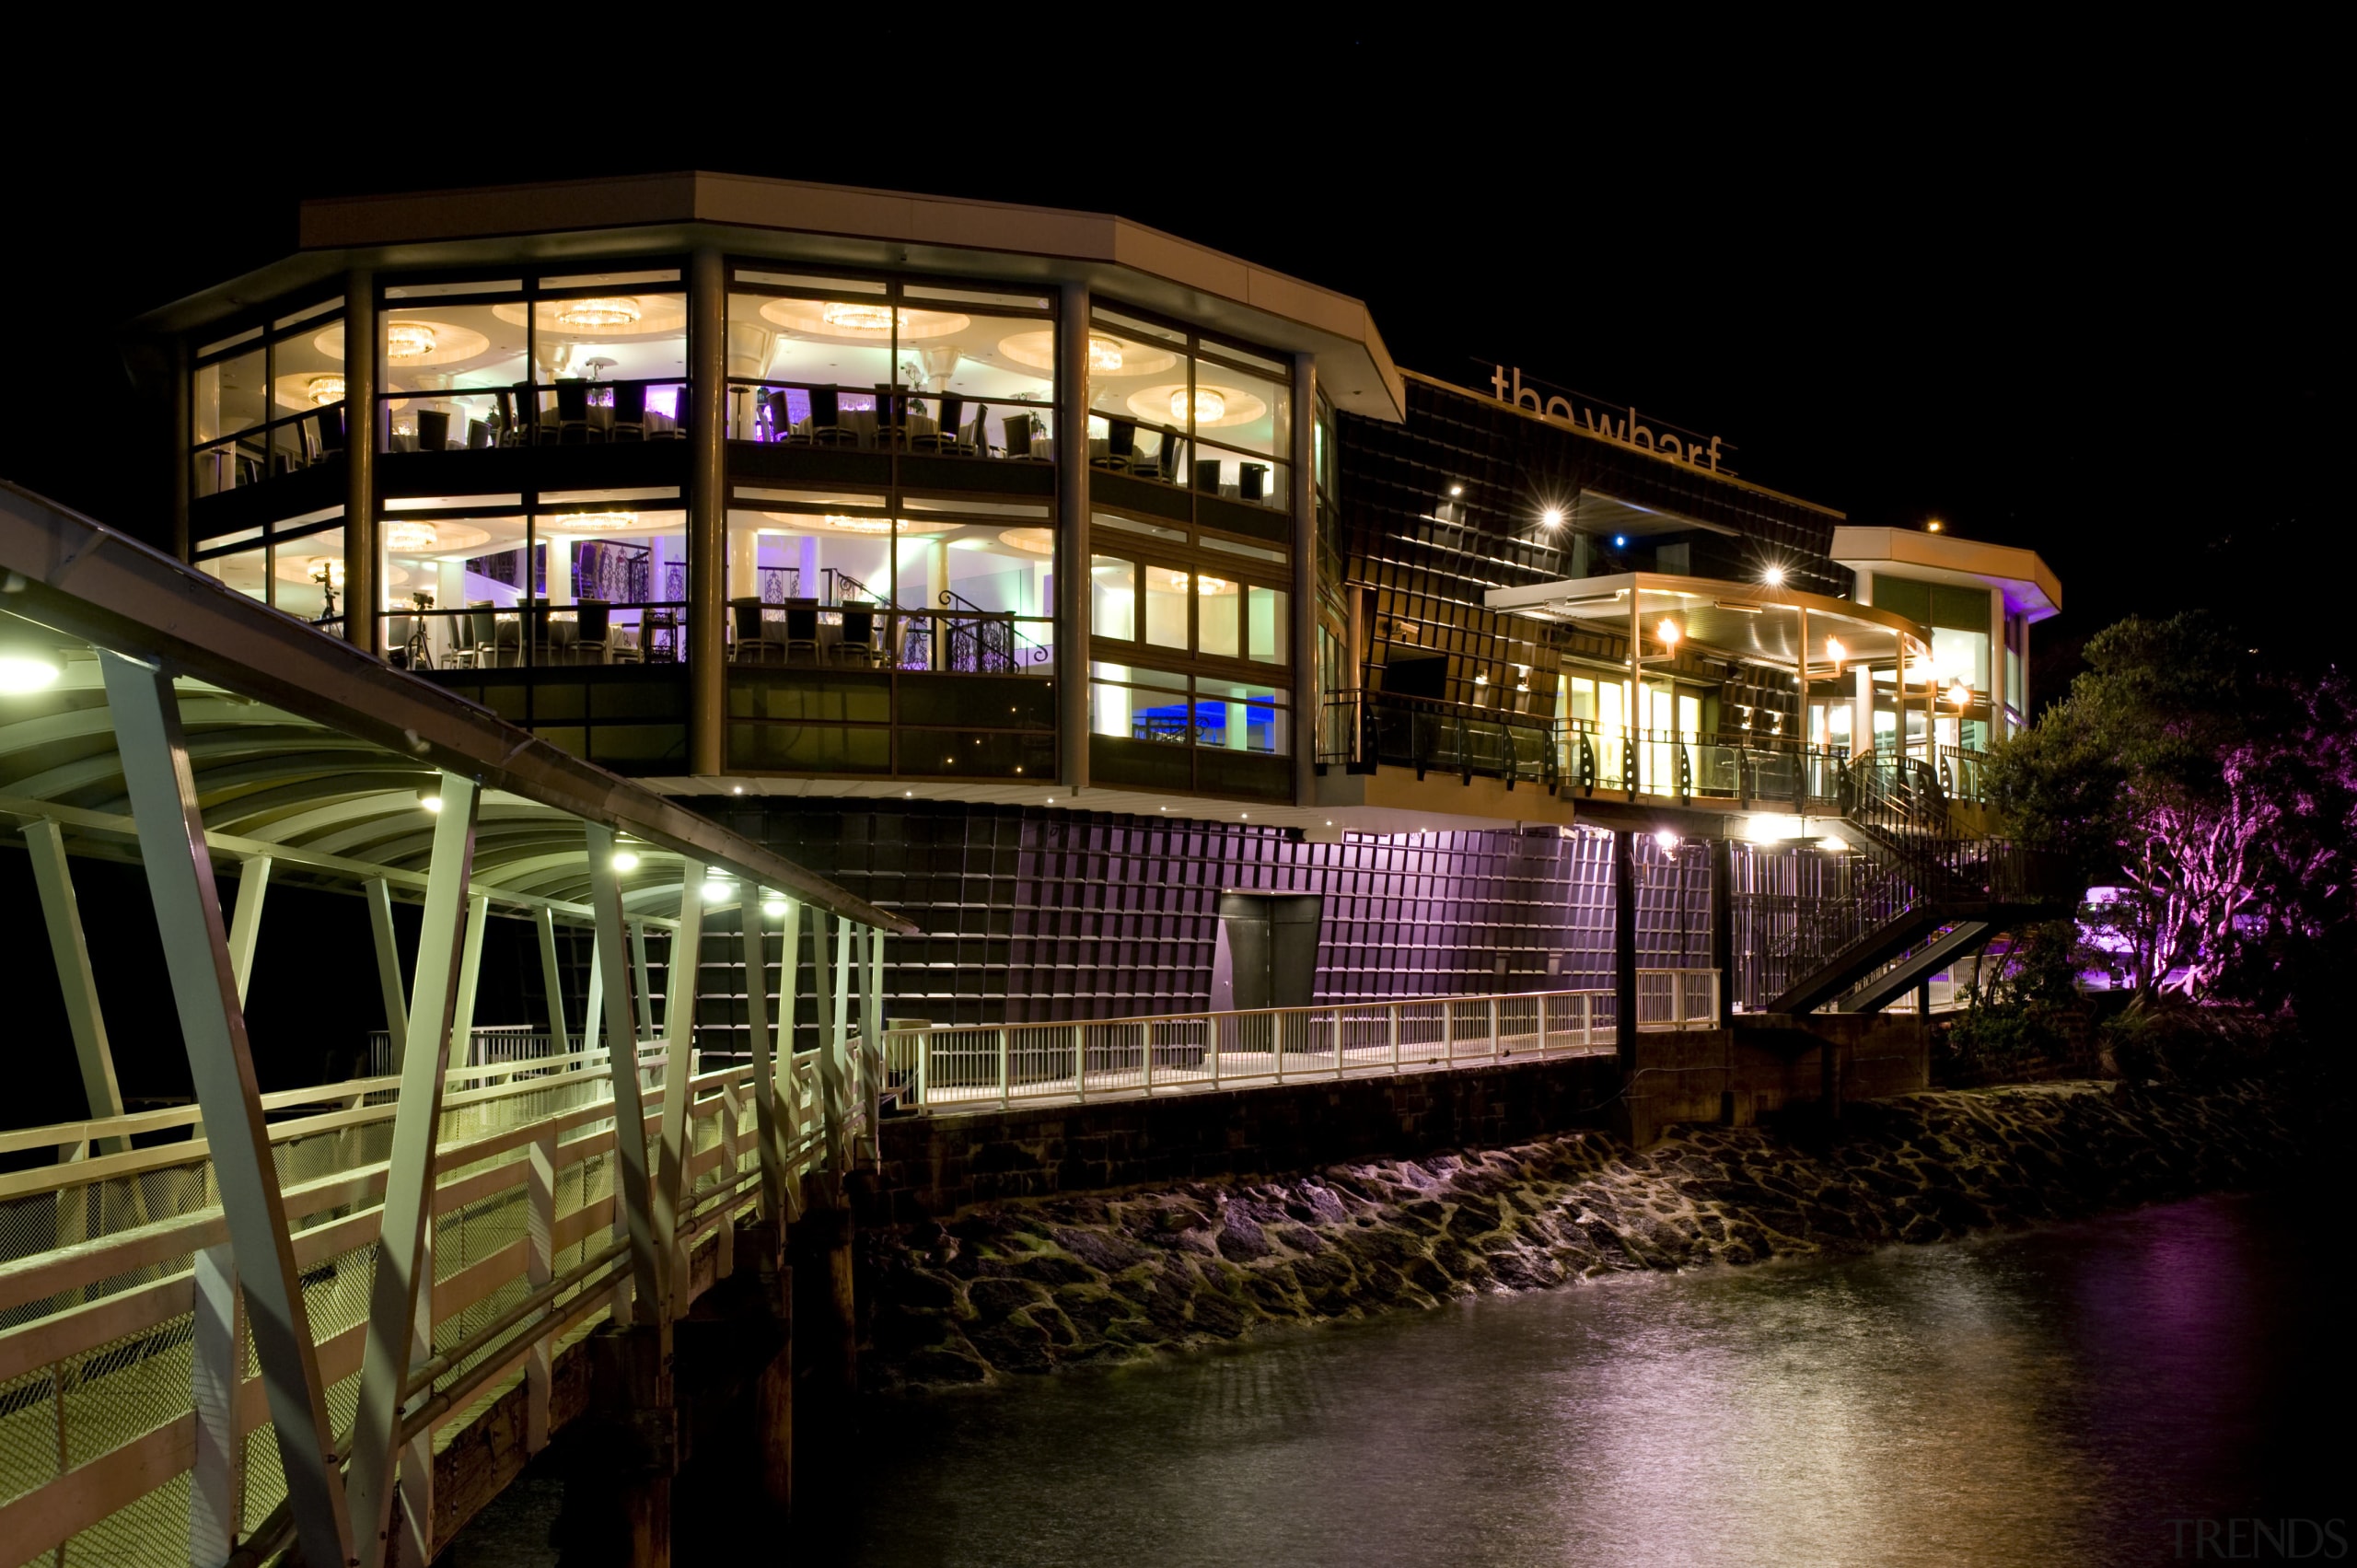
[{"left": 1764, "top": 749, "right": 2072, "bottom": 1015}]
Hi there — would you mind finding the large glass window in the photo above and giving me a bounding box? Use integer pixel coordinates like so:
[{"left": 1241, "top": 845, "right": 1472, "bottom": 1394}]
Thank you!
[
  {"left": 371, "top": 493, "right": 690, "bottom": 670},
  {"left": 369, "top": 271, "right": 685, "bottom": 456},
  {"left": 1090, "top": 512, "right": 1290, "bottom": 668},
  {"left": 725, "top": 498, "right": 1053, "bottom": 677},
  {"left": 1087, "top": 308, "right": 1292, "bottom": 512},
  {"left": 725, "top": 273, "right": 1055, "bottom": 458},
  {"left": 1088, "top": 660, "right": 1290, "bottom": 796},
  {"left": 191, "top": 299, "right": 345, "bottom": 497}
]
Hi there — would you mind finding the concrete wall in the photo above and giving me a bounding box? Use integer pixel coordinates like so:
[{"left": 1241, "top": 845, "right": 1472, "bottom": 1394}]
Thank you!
[
  {"left": 865, "top": 1053, "right": 1624, "bottom": 1224},
  {"left": 1624, "top": 1016, "right": 1930, "bottom": 1147}
]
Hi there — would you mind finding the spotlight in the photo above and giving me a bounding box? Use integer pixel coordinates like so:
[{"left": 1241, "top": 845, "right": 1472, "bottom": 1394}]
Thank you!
[
  {"left": 761, "top": 894, "right": 789, "bottom": 919},
  {"left": 610, "top": 847, "right": 640, "bottom": 872},
  {"left": 0, "top": 619, "right": 65, "bottom": 694},
  {"left": 1947, "top": 680, "right": 1972, "bottom": 706},
  {"left": 1654, "top": 829, "right": 1678, "bottom": 851},
  {"left": 1449, "top": 484, "right": 1464, "bottom": 497},
  {"left": 1539, "top": 506, "right": 1564, "bottom": 528},
  {"left": 1926, "top": 519, "right": 1944, "bottom": 533},
  {"left": 1762, "top": 565, "right": 1785, "bottom": 587},
  {"left": 1613, "top": 534, "right": 1628, "bottom": 548},
  {"left": 418, "top": 792, "right": 444, "bottom": 813},
  {"left": 1657, "top": 619, "right": 1680, "bottom": 646}
]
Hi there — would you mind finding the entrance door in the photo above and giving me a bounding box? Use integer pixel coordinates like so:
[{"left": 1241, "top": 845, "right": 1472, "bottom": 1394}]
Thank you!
[{"left": 1212, "top": 891, "right": 1324, "bottom": 1012}]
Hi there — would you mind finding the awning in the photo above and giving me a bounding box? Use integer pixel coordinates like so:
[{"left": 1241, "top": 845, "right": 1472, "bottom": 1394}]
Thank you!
[{"left": 1484, "top": 571, "right": 1930, "bottom": 677}]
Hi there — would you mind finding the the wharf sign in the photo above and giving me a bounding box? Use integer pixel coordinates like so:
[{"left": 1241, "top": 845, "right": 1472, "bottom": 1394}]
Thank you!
[{"left": 1489, "top": 366, "right": 1725, "bottom": 473}]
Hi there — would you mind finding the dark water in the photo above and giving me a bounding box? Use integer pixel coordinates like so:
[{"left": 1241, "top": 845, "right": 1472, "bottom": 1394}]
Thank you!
[{"left": 842, "top": 1194, "right": 2347, "bottom": 1568}]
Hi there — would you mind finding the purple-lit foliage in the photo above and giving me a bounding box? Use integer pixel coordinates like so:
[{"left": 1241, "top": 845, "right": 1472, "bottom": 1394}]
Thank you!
[{"left": 1986, "top": 613, "right": 2357, "bottom": 1013}]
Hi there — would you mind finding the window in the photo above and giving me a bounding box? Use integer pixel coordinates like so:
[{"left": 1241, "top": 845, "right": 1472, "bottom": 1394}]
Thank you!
[
  {"left": 191, "top": 297, "right": 345, "bottom": 496},
  {"left": 726, "top": 273, "right": 1055, "bottom": 457},
  {"left": 366, "top": 271, "right": 686, "bottom": 456},
  {"left": 1087, "top": 307, "right": 1294, "bottom": 513}
]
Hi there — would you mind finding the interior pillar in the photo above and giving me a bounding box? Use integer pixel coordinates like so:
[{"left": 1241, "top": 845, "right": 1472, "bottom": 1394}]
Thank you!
[
  {"left": 688, "top": 246, "right": 727, "bottom": 777},
  {"left": 344, "top": 267, "right": 379, "bottom": 656},
  {"left": 1055, "top": 281, "right": 1090, "bottom": 793},
  {"left": 1290, "top": 352, "right": 1318, "bottom": 807}
]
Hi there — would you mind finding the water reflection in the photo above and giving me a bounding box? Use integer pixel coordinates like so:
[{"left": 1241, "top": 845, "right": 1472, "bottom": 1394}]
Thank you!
[{"left": 847, "top": 1195, "right": 2345, "bottom": 1568}]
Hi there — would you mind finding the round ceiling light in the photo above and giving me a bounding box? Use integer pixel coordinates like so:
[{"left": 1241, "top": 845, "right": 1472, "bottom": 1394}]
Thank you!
[
  {"left": 556, "top": 296, "right": 642, "bottom": 330},
  {"left": 307, "top": 375, "right": 345, "bottom": 406},
  {"left": 1170, "top": 388, "right": 1227, "bottom": 424},
  {"left": 821, "top": 301, "right": 899, "bottom": 333},
  {"left": 385, "top": 323, "right": 439, "bottom": 361},
  {"left": 998, "top": 527, "right": 1054, "bottom": 555},
  {"left": 997, "top": 330, "right": 1176, "bottom": 377},
  {"left": 386, "top": 520, "right": 440, "bottom": 553},
  {"left": 552, "top": 512, "right": 641, "bottom": 532},
  {"left": 1088, "top": 334, "right": 1126, "bottom": 371}
]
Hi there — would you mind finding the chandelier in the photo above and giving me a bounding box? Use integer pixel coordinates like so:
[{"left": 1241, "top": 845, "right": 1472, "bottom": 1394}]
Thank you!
[
  {"left": 385, "top": 322, "right": 438, "bottom": 361},
  {"left": 556, "top": 296, "right": 643, "bottom": 329},
  {"left": 556, "top": 512, "right": 641, "bottom": 532},
  {"left": 306, "top": 375, "right": 345, "bottom": 405},
  {"left": 1169, "top": 388, "right": 1227, "bottom": 424},
  {"left": 386, "top": 521, "right": 440, "bottom": 553},
  {"left": 823, "top": 515, "right": 896, "bottom": 534},
  {"left": 1088, "top": 334, "right": 1126, "bottom": 372},
  {"left": 821, "top": 302, "right": 900, "bottom": 334}
]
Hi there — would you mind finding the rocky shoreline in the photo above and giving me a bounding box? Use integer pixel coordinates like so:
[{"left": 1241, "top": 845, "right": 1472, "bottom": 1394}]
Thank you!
[{"left": 860, "top": 1080, "right": 2303, "bottom": 1388}]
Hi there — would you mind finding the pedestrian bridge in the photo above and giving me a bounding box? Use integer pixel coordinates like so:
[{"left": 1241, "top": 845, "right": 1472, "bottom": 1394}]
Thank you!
[{"left": 0, "top": 482, "right": 908, "bottom": 1568}]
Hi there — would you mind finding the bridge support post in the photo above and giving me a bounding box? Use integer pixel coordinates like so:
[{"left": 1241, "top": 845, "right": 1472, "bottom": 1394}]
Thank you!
[{"left": 558, "top": 1322, "right": 677, "bottom": 1568}]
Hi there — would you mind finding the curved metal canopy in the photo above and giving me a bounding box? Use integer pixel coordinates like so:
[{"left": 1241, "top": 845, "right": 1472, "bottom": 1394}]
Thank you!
[{"left": 0, "top": 480, "right": 912, "bottom": 933}]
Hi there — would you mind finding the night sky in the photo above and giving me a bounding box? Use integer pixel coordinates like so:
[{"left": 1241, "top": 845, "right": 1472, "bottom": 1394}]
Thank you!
[{"left": 6, "top": 41, "right": 2334, "bottom": 688}]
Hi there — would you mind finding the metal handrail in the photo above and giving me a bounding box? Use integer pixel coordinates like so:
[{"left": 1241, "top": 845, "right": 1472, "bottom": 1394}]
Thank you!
[{"left": 883, "top": 973, "right": 1722, "bottom": 1116}]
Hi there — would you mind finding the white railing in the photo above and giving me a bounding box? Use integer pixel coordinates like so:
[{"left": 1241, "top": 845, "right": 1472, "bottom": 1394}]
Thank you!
[
  {"left": 365, "top": 1025, "right": 573, "bottom": 1077},
  {"left": 0, "top": 1033, "right": 869, "bottom": 1568},
  {"left": 883, "top": 971, "right": 1721, "bottom": 1116}
]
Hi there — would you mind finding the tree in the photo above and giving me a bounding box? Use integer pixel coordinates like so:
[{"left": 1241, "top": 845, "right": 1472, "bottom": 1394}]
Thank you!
[{"left": 1983, "top": 613, "right": 2289, "bottom": 999}]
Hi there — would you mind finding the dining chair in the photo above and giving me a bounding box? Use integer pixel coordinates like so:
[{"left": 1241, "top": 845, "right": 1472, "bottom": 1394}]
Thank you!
[
  {"left": 834, "top": 606, "right": 877, "bottom": 666},
  {"left": 872, "top": 387, "right": 903, "bottom": 450},
  {"left": 1095, "top": 418, "right": 1137, "bottom": 470},
  {"left": 1195, "top": 458, "right": 1223, "bottom": 494},
  {"left": 1003, "top": 414, "right": 1035, "bottom": 459},
  {"left": 416, "top": 410, "right": 451, "bottom": 451},
  {"left": 808, "top": 386, "right": 852, "bottom": 447},
  {"left": 496, "top": 388, "right": 529, "bottom": 447},
  {"left": 610, "top": 383, "right": 647, "bottom": 442},
  {"left": 314, "top": 404, "right": 346, "bottom": 458},
  {"left": 730, "top": 597, "right": 777, "bottom": 663},
  {"left": 467, "top": 418, "right": 491, "bottom": 449},
  {"left": 782, "top": 598, "right": 820, "bottom": 663},
  {"left": 554, "top": 381, "right": 593, "bottom": 446},
  {"left": 1156, "top": 429, "right": 1186, "bottom": 482},
  {"left": 913, "top": 394, "right": 964, "bottom": 453},
  {"left": 965, "top": 404, "right": 994, "bottom": 455},
  {"left": 1240, "top": 464, "right": 1268, "bottom": 504},
  {"left": 385, "top": 615, "right": 413, "bottom": 667},
  {"left": 575, "top": 599, "right": 612, "bottom": 664}
]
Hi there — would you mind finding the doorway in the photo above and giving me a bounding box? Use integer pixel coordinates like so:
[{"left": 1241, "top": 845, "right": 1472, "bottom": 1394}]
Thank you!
[{"left": 1211, "top": 891, "right": 1324, "bottom": 1012}]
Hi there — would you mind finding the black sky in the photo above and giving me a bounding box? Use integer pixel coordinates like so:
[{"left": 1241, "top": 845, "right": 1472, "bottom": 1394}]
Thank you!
[{"left": 5, "top": 32, "right": 2338, "bottom": 691}]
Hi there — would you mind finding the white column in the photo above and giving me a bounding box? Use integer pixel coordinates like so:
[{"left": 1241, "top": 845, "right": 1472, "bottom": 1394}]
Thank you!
[
  {"left": 586, "top": 824, "right": 662, "bottom": 1318},
  {"left": 347, "top": 772, "right": 481, "bottom": 1568},
  {"left": 103, "top": 652, "right": 355, "bottom": 1568},
  {"left": 24, "top": 819, "right": 128, "bottom": 1145},
  {"left": 652, "top": 877, "right": 705, "bottom": 1318},
  {"left": 226, "top": 856, "right": 272, "bottom": 1006},
  {"left": 366, "top": 877, "right": 410, "bottom": 1066}
]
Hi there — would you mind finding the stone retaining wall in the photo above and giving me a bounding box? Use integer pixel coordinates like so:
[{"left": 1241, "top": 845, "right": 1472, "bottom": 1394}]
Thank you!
[{"left": 861, "top": 1080, "right": 2299, "bottom": 1387}]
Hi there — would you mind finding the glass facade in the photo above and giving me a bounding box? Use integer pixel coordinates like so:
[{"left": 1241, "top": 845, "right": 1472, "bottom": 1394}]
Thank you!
[{"left": 190, "top": 296, "right": 344, "bottom": 496}]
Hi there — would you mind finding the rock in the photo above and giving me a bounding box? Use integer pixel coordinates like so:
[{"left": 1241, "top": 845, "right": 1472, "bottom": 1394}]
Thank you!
[{"left": 865, "top": 1080, "right": 2310, "bottom": 1386}]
